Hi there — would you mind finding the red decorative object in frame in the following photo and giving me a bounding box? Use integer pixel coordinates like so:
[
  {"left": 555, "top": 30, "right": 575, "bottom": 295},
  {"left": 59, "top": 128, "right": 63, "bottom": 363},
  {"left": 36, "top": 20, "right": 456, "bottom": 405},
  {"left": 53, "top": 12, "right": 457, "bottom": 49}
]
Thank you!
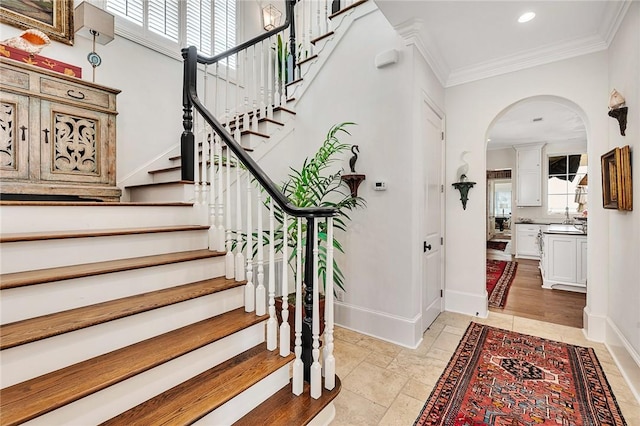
[{"left": 0, "top": 44, "right": 81, "bottom": 78}]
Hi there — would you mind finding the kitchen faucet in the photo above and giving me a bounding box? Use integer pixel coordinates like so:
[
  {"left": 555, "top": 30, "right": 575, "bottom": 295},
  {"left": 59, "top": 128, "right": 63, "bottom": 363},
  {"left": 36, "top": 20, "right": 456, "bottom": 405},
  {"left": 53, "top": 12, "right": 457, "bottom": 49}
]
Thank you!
[{"left": 562, "top": 207, "right": 573, "bottom": 224}]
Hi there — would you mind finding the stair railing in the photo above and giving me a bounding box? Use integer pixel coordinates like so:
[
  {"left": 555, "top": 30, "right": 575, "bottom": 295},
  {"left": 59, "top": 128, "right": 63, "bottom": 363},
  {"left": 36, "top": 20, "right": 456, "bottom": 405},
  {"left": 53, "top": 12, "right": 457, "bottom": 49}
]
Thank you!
[{"left": 182, "top": 0, "right": 340, "bottom": 400}]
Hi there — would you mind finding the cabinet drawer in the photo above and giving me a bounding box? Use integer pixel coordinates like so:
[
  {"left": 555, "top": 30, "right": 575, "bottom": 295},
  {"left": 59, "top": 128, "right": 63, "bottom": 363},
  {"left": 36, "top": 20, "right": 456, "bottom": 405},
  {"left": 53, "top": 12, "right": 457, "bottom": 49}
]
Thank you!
[
  {"left": 0, "top": 65, "right": 30, "bottom": 90},
  {"left": 516, "top": 224, "right": 542, "bottom": 232},
  {"left": 39, "top": 77, "right": 111, "bottom": 110}
]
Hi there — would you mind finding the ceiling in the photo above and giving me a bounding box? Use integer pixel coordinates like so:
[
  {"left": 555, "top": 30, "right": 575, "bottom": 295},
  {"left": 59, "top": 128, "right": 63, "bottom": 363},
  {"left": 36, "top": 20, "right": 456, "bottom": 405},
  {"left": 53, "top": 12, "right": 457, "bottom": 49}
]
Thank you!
[
  {"left": 374, "top": 0, "right": 629, "bottom": 88},
  {"left": 374, "top": 1, "right": 630, "bottom": 148}
]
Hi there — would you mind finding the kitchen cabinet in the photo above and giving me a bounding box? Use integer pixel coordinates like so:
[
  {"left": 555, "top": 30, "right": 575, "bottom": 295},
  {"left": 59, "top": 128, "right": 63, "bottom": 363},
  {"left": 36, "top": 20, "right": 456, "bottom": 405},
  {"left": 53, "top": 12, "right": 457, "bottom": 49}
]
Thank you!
[
  {"left": 515, "top": 144, "right": 543, "bottom": 206},
  {"left": 515, "top": 223, "right": 545, "bottom": 259},
  {"left": 0, "top": 58, "right": 121, "bottom": 201},
  {"left": 540, "top": 233, "right": 587, "bottom": 292}
]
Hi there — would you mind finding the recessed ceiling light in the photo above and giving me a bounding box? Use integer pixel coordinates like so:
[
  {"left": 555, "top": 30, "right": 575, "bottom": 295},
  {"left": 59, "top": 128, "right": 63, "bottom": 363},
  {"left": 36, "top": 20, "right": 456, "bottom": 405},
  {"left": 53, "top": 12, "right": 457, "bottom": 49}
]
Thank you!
[{"left": 518, "top": 12, "right": 536, "bottom": 23}]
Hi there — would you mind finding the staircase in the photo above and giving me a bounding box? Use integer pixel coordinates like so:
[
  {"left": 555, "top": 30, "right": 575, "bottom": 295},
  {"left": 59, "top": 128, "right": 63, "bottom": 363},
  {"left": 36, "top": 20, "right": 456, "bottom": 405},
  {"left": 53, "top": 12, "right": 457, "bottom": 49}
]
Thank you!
[
  {"left": 0, "top": 202, "right": 339, "bottom": 424},
  {"left": 0, "top": 1, "right": 374, "bottom": 423}
]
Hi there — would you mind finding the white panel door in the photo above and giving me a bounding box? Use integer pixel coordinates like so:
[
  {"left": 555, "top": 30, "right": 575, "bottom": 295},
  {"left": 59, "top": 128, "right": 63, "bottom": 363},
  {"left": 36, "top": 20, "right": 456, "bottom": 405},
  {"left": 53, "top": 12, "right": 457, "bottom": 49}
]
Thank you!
[{"left": 422, "top": 103, "right": 444, "bottom": 332}]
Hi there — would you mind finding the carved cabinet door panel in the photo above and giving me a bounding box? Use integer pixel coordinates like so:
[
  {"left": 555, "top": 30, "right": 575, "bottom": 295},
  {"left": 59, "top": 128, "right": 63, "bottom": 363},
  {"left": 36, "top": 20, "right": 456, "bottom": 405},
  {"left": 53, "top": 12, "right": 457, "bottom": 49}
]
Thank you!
[
  {"left": 0, "top": 92, "right": 30, "bottom": 180},
  {"left": 40, "top": 101, "right": 110, "bottom": 184}
]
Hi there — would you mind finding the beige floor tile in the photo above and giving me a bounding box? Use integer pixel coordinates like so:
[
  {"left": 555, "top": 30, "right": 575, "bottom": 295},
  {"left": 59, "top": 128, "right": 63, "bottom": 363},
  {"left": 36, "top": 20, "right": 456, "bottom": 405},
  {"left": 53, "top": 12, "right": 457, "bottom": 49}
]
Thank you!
[
  {"left": 442, "top": 324, "right": 466, "bottom": 336},
  {"left": 364, "top": 351, "right": 395, "bottom": 369},
  {"left": 333, "top": 340, "right": 369, "bottom": 378},
  {"left": 618, "top": 400, "right": 640, "bottom": 426},
  {"left": 432, "top": 330, "right": 462, "bottom": 353},
  {"left": 433, "top": 311, "right": 473, "bottom": 329},
  {"left": 356, "top": 335, "right": 402, "bottom": 358},
  {"left": 334, "top": 326, "right": 365, "bottom": 344},
  {"left": 401, "top": 378, "right": 433, "bottom": 401},
  {"left": 402, "top": 333, "right": 437, "bottom": 357},
  {"left": 332, "top": 388, "right": 387, "bottom": 426},
  {"left": 477, "top": 312, "right": 514, "bottom": 329},
  {"left": 342, "top": 361, "right": 408, "bottom": 407},
  {"left": 425, "top": 346, "right": 456, "bottom": 363},
  {"left": 378, "top": 393, "right": 425, "bottom": 426},
  {"left": 386, "top": 351, "right": 448, "bottom": 386},
  {"left": 512, "top": 316, "right": 564, "bottom": 341}
]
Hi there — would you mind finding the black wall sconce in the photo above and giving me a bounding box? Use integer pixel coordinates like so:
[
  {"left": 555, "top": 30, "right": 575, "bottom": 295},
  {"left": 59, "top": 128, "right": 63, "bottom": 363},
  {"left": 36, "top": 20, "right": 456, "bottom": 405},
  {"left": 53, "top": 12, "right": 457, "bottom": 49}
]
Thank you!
[{"left": 452, "top": 175, "right": 476, "bottom": 210}]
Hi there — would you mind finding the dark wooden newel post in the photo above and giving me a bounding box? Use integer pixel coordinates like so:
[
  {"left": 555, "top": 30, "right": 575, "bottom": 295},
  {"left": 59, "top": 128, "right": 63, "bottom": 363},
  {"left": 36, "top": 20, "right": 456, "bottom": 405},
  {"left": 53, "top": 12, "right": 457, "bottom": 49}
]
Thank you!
[
  {"left": 302, "top": 217, "right": 315, "bottom": 381},
  {"left": 181, "top": 47, "right": 196, "bottom": 182}
]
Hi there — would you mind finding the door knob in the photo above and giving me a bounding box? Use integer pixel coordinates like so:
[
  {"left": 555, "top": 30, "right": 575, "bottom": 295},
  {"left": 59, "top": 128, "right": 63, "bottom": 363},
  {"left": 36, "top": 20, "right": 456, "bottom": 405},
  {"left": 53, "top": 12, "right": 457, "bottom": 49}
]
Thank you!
[{"left": 424, "top": 242, "right": 432, "bottom": 252}]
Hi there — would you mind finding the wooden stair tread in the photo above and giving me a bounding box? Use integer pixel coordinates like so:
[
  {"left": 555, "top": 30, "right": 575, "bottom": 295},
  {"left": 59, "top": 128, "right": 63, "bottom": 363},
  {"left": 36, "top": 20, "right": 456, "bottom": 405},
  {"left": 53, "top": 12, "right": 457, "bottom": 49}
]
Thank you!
[
  {"left": 286, "top": 77, "right": 303, "bottom": 88},
  {"left": 0, "top": 201, "right": 193, "bottom": 207},
  {"left": 329, "top": 0, "right": 368, "bottom": 19},
  {"left": 311, "top": 31, "right": 334, "bottom": 45},
  {"left": 274, "top": 106, "right": 296, "bottom": 115},
  {"left": 0, "top": 225, "right": 209, "bottom": 243},
  {"left": 0, "top": 276, "right": 243, "bottom": 350},
  {"left": 124, "top": 180, "right": 199, "bottom": 189},
  {"left": 298, "top": 54, "right": 318, "bottom": 66},
  {"left": 101, "top": 345, "right": 295, "bottom": 425},
  {"left": 234, "top": 377, "right": 342, "bottom": 426},
  {"left": 0, "top": 308, "right": 267, "bottom": 426},
  {"left": 0, "top": 249, "right": 223, "bottom": 290}
]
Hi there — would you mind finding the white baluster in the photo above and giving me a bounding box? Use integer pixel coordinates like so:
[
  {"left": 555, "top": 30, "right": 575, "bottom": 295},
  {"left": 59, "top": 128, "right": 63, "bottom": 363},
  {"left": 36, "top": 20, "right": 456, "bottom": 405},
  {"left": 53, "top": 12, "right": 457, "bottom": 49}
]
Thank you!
[
  {"left": 324, "top": 0, "right": 330, "bottom": 38},
  {"left": 311, "top": 218, "right": 322, "bottom": 399},
  {"left": 279, "top": 212, "right": 290, "bottom": 356},
  {"left": 323, "top": 217, "right": 335, "bottom": 390},
  {"left": 256, "top": 190, "right": 266, "bottom": 316},
  {"left": 193, "top": 113, "right": 201, "bottom": 205},
  {"left": 307, "top": 0, "right": 313, "bottom": 54},
  {"left": 267, "top": 36, "right": 274, "bottom": 120},
  {"left": 259, "top": 41, "right": 266, "bottom": 123},
  {"left": 244, "top": 173, "right": 255, "bottom": 312},
  {"left": 252, "top": 44, "right": 259, "bottom": 131},
  {"left": 243, "top": 50, "right": 251, "bottom": 132},
  {"left": 235, "top": 162, "right": 245, "bottom": 281},
  {"left": 208, "top": 133, "right": 217, "bottom": 250},
  {"left": 280, "top": 30, "right": 287, "bottom": 106},
  {"left": 234, "top": 52, "right": 242, "bottom": 144},
  {"left": 215, "top": 136, "right": 225, "bottom": 251},
  {"left": 292, "top": 217, "right": 304, "bottom": 395},
  {"left": 225, "top": 148, "right": 234, "bottom": 279},
  {"left": 273, "top": 34, "right": 281, "bottom": 109},
  {"left": 267, "top": 198, "right": 278, "bottom": 351}
]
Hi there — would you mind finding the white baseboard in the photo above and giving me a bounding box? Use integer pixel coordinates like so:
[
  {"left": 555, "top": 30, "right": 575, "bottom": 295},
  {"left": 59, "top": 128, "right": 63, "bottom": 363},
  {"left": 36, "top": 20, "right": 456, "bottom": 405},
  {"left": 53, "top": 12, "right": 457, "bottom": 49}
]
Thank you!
[
  {"left": 334, "top": 302, "right": 422, "bottom": 348},
  {"left": 583, "top": 305, "right": 607, "bottom": 342},
  {"left": 443, "top": 289, "right": 488, "bottom": 319},
  {"left": 605, "top": 318, "right": 640, "bottom": 402}
]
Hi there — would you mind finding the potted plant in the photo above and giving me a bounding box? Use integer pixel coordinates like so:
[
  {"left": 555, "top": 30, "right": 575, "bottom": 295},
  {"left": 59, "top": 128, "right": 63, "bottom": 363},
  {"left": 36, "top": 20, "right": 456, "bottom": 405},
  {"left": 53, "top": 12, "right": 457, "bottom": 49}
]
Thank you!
[{"left": 249, "top": 122, "right": 365, "bottom": 342}]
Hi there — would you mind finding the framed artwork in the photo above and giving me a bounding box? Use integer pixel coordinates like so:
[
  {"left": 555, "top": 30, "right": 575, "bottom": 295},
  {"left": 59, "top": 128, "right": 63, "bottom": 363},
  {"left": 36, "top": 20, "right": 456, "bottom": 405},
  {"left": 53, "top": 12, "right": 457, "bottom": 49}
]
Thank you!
[
  {"left": 601, "top": 145, "right": 633, "bottom": 211},
  {"left": 0, "top": 0, "right": 74, "bottom": 45}
]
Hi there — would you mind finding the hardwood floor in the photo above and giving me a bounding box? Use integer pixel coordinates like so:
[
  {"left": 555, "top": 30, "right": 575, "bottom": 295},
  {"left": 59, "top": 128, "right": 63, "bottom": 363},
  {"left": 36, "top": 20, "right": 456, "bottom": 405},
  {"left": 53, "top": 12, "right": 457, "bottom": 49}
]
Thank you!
[{"left": 487, "top": 238, "right": 586, "bottom": 328}]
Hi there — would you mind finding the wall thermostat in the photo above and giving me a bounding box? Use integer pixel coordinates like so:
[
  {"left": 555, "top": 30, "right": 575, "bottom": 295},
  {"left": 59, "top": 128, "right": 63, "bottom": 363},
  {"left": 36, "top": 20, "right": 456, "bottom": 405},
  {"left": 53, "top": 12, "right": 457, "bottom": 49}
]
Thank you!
[{"left": 373, "top": 181, "right": 387, "bottom": 191}]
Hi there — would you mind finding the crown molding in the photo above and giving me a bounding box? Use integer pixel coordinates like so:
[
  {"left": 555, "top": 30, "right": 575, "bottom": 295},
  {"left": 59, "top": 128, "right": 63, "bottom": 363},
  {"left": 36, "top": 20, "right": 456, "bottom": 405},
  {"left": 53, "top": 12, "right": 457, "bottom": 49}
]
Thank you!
[
  {"left": 445, "top": 35, "right": 608, "bottom": 88},
  {"left": 393, "top": 18, "right": 449, "bottom": 87},
  {"left": 599, "top": 1, "right": 632, "bottom": 45}
]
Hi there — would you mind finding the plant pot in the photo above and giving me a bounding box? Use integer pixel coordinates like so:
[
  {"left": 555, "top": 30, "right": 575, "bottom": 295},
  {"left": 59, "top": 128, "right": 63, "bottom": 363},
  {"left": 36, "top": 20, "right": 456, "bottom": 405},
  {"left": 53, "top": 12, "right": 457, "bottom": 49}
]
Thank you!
[{"left": 275, "top": 291, "right": 325, "bottom": 348}]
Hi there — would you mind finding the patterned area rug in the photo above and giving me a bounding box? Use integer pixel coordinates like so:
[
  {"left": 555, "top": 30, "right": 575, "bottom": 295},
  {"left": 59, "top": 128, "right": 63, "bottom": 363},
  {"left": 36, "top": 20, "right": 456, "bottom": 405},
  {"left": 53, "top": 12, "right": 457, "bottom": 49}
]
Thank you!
[
  {"left": 486, "top": 240, "right": 508, "bottom": 251},
  {"left": 414, "top": 323, "right": 627, "bottom": 426},
  {"left": 486, "top": 260, "right": 517, "bottom": 308}
]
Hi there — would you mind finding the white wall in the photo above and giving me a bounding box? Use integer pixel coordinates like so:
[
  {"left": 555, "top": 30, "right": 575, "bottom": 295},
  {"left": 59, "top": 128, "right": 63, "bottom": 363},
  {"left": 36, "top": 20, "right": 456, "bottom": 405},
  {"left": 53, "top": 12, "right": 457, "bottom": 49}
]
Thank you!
[
  {"left": 444, "top": 52, "right": 609, "bottom": 324},
  {"left": 0, "top": 0, "right": 264, "bottom": 186},
  {"left": 254, "top": 7, "right": 444, "bottom": 347},
  {"left": 605, "top": 1, "right": 640, "bottom": 401}
]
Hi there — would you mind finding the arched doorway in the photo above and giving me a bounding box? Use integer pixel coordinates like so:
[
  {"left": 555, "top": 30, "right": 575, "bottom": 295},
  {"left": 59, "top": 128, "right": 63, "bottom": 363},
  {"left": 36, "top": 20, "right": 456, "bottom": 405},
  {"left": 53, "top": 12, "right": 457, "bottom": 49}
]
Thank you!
[{"left": 484, "top": 96, "right": 589, "bottom": 328}]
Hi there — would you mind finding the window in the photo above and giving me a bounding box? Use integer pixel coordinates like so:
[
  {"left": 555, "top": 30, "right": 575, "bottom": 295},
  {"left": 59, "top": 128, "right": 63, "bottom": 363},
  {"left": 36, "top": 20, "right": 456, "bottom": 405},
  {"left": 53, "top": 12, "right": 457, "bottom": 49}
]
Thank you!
[
  {"left": 106, "top": 0, "right": 236, "bottom": 65},
  {"left": 547, "top": 154, "right": 588, "bottom": 214}
]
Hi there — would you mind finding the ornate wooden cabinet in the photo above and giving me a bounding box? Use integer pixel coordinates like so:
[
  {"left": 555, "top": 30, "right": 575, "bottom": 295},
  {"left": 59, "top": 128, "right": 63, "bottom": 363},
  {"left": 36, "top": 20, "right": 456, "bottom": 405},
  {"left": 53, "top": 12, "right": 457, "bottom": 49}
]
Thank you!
[{"left": 0, "top": 58, "right": 121, "bottom": 201}]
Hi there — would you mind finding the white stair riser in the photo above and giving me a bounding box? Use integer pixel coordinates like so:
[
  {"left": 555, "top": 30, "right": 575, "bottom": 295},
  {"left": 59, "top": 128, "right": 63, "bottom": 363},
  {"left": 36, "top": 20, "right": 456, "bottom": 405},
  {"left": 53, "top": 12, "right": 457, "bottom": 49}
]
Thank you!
[
  {"left": 22, "top": 323, "right": 265, "bottom": 426},
  {"left": 1, "top": 286, "right": 245, "bottom": 387},
  {"left": 1, "top": 230, "right": 209, "bottom": 274},
  {"left": 1, "top": 257, "right": 226, "bottom": 323},
  {"left": 0, "top": 205, "right": 200, "bottom": 232},
  {"left": 194, "top": 364, "right": 290, "bottom": 425},
  {"left": 150, "top": 168, "right": 183, "bottom": 184},
  {"left": 128, "top": 183, "right": 195, "bottom": 203}
]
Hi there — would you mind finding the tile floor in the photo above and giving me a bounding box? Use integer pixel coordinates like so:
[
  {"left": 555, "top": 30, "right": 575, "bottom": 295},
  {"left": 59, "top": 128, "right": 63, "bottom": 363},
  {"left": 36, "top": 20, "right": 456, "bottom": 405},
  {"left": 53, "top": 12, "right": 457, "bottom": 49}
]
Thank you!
[{"left": 330, "top": 311, "right": 640, "bottom": 425}]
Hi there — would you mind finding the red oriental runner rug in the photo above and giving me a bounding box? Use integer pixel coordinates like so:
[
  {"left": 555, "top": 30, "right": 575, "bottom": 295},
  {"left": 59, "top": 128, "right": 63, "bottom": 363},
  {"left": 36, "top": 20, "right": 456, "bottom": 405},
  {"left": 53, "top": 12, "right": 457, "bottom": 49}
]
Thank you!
[
  {"left": 486, "top": 260, "right": 517, "bottom": 308},
  {"left": 414, "top": 323, "right": 627, "bottom": 426},
  {"left": 487, "top": 241, "right": 508, "bottom": 251}
]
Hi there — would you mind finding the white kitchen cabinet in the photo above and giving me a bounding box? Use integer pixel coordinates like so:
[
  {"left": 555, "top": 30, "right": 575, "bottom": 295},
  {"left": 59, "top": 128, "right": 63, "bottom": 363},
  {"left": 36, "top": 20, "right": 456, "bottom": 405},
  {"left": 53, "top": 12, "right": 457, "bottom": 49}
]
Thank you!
[
  {"left": 515, "top": 223, "right": 545, "bottom": 259},
  {"left": 515, "top": 144, "right": 543, "bottom": 206},
  {"left": 541, "top": 233, "right": 587, "bottom": 292}
]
